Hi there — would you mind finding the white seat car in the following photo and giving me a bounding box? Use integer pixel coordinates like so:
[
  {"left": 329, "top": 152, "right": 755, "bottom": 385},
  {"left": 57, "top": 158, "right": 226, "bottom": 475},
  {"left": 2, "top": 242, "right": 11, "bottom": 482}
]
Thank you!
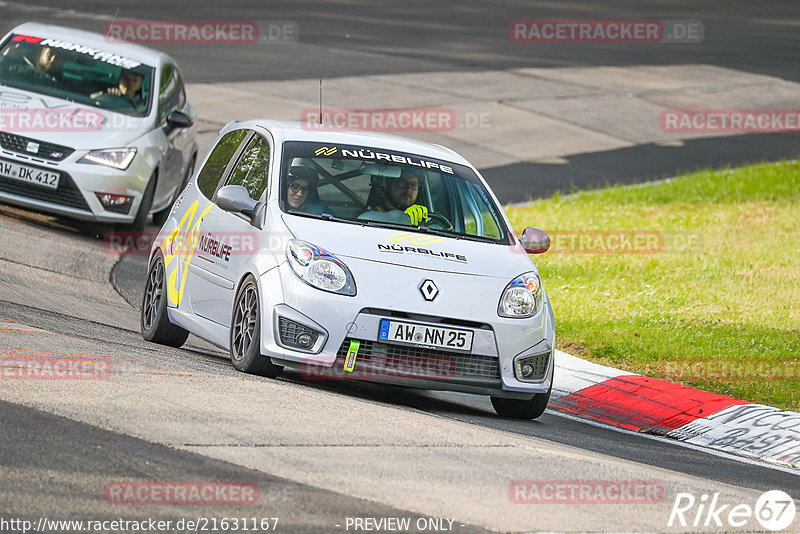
[
  {"left": 141, "top": 120, "right": 555, "bottom": 419},
  {"left": 0, "top": 23, "right": 197, "bottom": 229}
]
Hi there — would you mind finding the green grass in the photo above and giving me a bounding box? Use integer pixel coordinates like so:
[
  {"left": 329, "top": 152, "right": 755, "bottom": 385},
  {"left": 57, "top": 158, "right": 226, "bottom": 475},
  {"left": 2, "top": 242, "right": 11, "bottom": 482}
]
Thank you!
[{"left": 506, "top": 161, "right": 800, "bottom": 411}]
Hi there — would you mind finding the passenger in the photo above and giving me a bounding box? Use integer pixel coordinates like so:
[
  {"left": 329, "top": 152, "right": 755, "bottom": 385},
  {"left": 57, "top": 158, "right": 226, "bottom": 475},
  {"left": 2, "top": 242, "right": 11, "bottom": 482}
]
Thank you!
[
  {"left": 363, "top": 169, "right": 429, "bottom": 225},
  {"left": 284, "top": 166, "right": 328, "bottom": 215},
  {"left": 14, "top": 46, "right": 65, "bottom": 86}
]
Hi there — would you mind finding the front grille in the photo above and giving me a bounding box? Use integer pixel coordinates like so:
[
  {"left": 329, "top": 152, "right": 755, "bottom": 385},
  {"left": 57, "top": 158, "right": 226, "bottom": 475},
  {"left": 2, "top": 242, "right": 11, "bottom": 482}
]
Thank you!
[
  {"left": 278, "top": 317, "right": 320, "bottom": 348},
  {"left": 335, "top": 338, "right": 501, "bottom": 381},
  {"left": 0, "top": 131, "right": 75, "bottom": 162},
  {"left": 0, "top": 167, "right": 90, "bottom": 212}
]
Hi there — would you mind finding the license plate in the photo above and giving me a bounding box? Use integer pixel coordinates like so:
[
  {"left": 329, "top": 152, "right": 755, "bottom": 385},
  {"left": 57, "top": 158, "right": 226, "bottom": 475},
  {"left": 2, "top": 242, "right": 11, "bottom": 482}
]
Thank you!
[
  {"left": 378, "top": 319, "right": 473, "bottom": 353},
  {"left": 0, "top": 159, "right": 60, "bottom": 189}
]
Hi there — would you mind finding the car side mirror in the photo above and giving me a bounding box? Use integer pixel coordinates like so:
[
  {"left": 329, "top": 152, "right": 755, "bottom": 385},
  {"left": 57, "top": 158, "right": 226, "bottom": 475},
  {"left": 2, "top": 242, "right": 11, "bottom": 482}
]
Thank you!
[
  {"left": 166, "top": 109, "right": 193, "bottom": 129},
  {"left": 216, "top": 185, "right": 257, "bottom": 215},
  {"left": 521, "top": 227, "right": 550, "bottom": 254}
]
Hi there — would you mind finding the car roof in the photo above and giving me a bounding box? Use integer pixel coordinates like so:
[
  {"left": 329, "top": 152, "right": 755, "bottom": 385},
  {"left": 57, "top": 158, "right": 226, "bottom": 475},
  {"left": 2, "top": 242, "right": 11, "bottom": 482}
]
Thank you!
[
  {"left": 6, "top": 22, "right": 170, "bottom": 67},
  {"left": 223, "top": 119, "right": 473, "bottom": 167}
]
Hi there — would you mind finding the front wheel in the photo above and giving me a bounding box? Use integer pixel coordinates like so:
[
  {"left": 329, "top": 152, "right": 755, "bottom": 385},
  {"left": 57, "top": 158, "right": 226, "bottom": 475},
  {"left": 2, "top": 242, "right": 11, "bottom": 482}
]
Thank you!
[
  {"left": 491, "top": 389, "right": 551, "bottom": 420},
  {"left": 230, "top": 276, "right": 283, "bottom": 377},
  {"left": 141, "top": 250, "right": 190, "bottom": 347}
]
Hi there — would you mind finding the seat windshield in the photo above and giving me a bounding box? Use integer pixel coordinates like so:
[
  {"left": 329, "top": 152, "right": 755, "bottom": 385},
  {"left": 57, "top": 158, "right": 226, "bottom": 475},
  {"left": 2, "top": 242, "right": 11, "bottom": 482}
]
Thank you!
[
  {"left": 280, "top": 141, "right": 510, "bottom": 244},
  {"left": 0, "top": 34, "right": 154, "bottom": 117}
]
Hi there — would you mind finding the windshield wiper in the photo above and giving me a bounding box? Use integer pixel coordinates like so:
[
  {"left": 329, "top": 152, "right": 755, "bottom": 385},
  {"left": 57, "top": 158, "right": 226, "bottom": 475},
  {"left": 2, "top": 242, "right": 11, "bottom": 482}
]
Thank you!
[{"left": 287, "top": 210, "right": 369, "bottom": 227}]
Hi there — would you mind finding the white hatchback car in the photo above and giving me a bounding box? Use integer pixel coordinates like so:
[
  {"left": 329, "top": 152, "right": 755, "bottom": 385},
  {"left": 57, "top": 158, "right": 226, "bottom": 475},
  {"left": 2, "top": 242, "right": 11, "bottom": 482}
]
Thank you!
[
  {"left": 0, "top": 23, "right": 197, "bottom": 229},
  {"left": 142, "top": 120, "right": 555, "bottom": 419}
]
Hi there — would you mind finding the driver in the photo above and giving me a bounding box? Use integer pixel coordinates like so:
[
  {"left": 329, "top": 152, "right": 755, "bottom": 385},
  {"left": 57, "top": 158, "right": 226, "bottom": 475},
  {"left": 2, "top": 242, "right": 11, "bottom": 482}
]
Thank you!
[
  {"left": 92, "top": 69, "right": 144, "bottom": 108},
  {"left": 367, "top": 170, "right": 429, "bottom": 226}
]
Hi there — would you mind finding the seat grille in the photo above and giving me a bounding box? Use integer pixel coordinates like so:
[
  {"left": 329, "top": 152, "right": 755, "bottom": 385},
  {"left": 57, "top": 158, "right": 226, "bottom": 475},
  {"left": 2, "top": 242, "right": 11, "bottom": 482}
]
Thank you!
[{"left": 0, "top": 131, "right": 75, "bottom": 162}]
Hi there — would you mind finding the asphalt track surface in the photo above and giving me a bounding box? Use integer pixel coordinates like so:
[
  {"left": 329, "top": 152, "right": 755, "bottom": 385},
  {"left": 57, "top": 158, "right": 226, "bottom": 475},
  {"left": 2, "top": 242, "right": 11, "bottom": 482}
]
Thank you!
[{"left": 1, "top": 1, "right": 800, "bottom": 531}]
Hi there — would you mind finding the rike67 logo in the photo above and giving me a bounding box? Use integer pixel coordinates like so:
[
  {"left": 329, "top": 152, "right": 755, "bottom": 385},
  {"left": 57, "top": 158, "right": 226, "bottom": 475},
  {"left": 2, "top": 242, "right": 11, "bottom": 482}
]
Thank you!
[{"left": 669, "top": 490, "right": 796, "bottom": 531}]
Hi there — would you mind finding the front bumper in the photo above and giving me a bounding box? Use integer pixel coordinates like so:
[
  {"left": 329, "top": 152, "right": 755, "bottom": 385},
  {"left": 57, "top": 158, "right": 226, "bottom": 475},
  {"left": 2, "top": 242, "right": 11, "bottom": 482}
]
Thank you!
[
  {"left": 258, "top": 262, "right": 555, "bottom": 398},
  {"left": 0, "top": 151, "right": 151, "bottom": 224}
]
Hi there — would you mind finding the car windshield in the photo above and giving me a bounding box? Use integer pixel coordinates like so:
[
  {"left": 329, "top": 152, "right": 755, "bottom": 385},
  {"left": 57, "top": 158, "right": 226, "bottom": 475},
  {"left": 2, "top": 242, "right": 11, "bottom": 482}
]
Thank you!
[
  {"left": 280, "top": 141, "right": 510, "bottom": 243},
  {"left": 0, "top": 33, "right": 154, "bottom": 117}
]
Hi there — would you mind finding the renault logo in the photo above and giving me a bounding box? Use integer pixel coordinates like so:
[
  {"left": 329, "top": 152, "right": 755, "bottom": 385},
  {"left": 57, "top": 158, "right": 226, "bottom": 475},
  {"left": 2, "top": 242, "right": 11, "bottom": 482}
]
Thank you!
[{"left": 419, "top": 279, "right": 439, "bottom": 301}]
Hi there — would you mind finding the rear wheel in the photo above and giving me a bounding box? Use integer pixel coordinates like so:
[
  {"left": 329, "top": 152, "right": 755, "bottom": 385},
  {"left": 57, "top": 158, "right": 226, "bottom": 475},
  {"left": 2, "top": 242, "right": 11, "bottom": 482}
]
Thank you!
[
  {"left": 141, "top": 250, "right": 190, "bottom": 347},
  {"left": 230, "top": 276, "right": 283, "bottom": 377},
  {"left": 491, "top": 389, "right": 551, "bottom": 420}
]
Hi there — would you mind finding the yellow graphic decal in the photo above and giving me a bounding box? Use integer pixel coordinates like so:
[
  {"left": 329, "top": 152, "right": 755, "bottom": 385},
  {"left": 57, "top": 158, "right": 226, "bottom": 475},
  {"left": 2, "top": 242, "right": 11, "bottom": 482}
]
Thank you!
[
  {"left": 314, "top": 146, "right": 337, "bottom": 156},
  {"left": 343, "top": 340, "right": 360, "bottom": 372},
  {"left": 389, "top": 232, "right": 442, "bottom": 245},
  {"left": 162, "top": 200, "right": 213, "bottom": 306}
]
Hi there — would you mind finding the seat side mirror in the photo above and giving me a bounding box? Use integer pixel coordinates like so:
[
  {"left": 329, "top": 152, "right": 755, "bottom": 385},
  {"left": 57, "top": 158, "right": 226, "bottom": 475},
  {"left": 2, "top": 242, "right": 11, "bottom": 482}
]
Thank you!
[{"left": 166, "top": 109, "right": 193, "bottom": 129}]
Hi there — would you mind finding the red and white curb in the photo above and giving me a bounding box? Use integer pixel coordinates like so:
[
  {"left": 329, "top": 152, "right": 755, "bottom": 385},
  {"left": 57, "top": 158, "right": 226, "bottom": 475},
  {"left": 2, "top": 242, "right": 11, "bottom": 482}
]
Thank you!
[{"left": 551, "top": 350, "right": 800, "bottom": 469}]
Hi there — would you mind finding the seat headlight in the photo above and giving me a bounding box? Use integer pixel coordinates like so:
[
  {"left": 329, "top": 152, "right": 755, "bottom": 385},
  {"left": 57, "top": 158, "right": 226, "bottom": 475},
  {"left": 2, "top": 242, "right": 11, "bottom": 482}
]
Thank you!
[
  {"left": 78, "top": 148, "right": 137, "bottom": 170},
  {"left": 498, "top": 272, "right": 542, "bottom": 318},
  {"left": 287, "top": 240, "right": 356, "bottom": 296}
]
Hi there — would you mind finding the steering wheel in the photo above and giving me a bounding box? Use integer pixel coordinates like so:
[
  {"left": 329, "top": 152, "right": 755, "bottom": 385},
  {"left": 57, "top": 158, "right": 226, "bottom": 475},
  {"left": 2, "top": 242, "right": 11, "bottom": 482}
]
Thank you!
[{"left": 424, "top": 212, "right": 454, "bottom": 231}]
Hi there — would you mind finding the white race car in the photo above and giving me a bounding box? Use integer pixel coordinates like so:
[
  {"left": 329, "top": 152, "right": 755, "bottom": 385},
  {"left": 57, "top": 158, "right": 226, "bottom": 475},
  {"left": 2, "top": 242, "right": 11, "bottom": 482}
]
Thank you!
[
  {"left": 141, "top": 120, "right": 555, "bottom": 419},
  {"left": 0, "top": 23, "right": 197, "bottom": 229}
]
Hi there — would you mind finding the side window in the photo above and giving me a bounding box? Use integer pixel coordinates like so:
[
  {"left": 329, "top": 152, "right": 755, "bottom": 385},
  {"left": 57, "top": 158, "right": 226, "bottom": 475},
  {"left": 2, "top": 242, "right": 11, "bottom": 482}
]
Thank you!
[
  {"left": 226, "top": 134, "right": 271, "bottom": 200},
  {"left": 196, "top": 129, "right": 249, "bottom": 199},
  {"left": 175, "top": 70, "right": 186, "bottom": 109},
  {"left": 157, "top": 65, "right": 179, "bottom": 122}
]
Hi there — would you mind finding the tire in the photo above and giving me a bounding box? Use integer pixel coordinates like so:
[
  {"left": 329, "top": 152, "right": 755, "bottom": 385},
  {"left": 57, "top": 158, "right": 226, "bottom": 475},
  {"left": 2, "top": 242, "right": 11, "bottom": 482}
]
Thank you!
[
  {"left": 140, "top": 250, "right": 190, "bottom": 347},
  {"left": 153, "top": 157, "right": 194, "bottom": 227},
  {"left": 491, "top": 389, "right": 551, "bottom": 420},
  {"left": 128, "top": 171, "right": 156, "bottom": 232},
  {"left": 230, "top": 276, "right": 283, "bottom": 377}
]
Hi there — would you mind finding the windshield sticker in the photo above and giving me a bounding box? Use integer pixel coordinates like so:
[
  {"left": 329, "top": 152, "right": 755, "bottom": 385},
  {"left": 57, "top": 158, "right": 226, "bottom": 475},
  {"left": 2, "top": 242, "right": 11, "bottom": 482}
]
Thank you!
[
  {"left": 314, "top": 146, "right": 337, "bottom": 156},
  {"left": 340, "top": 148, "right": 454, "bottom": 174},
  {"left": 13, "top": 35, "right": 142, "bottom": 69}
]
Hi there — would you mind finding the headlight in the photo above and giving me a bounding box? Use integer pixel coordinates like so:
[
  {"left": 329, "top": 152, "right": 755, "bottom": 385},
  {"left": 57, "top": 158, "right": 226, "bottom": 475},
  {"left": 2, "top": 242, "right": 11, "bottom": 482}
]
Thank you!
[
  {"left": 287, "top": 240, "right": 356, "bottom": 296},
  {"left": 78, "top": 148, "right": 137, "bottom": 170},
  {"left": 498, "top": 272, "right": 542, "bottom": 318}
]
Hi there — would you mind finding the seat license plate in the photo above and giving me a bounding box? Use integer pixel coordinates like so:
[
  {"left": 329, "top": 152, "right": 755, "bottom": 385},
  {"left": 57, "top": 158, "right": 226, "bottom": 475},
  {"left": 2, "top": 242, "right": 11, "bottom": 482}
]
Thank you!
[
  {"left": 378, "top": 319, "right": 473, "bottom": 353},
  {"left": 0, "top": 159, "right": 60, "bottom": 189}
]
